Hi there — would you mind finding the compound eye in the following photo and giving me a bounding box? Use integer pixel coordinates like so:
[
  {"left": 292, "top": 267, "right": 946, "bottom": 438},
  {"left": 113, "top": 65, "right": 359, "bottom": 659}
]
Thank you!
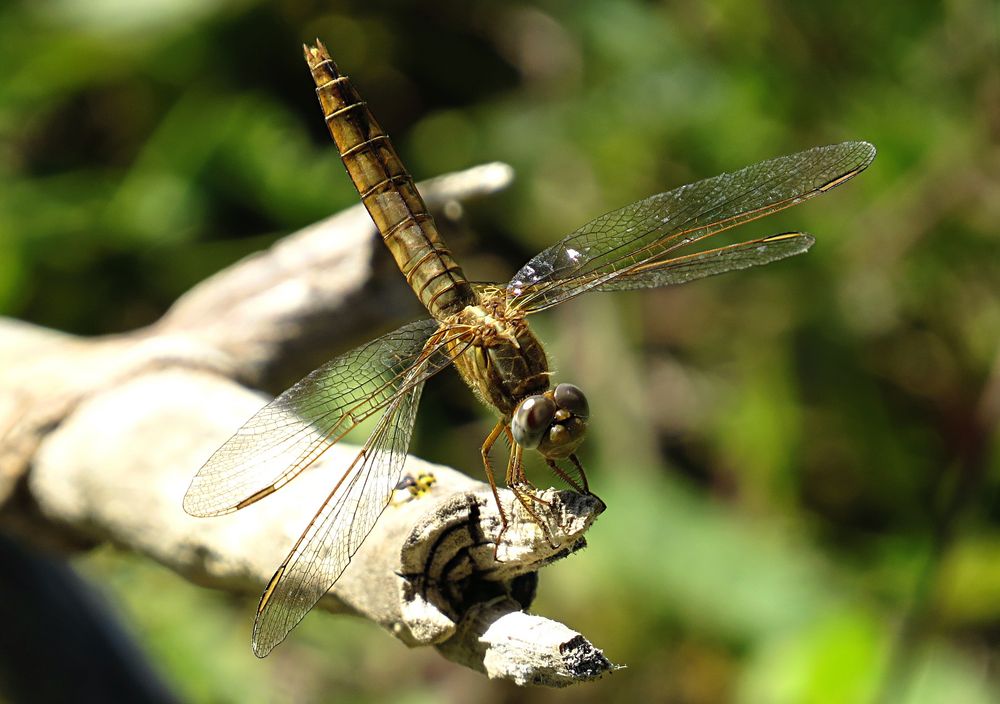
[
  {"left": 511, "top": 395, "right": 557, "bottom": 449},
  {"left": 554, "top": 383, "right": 589, "bottom": 419}
]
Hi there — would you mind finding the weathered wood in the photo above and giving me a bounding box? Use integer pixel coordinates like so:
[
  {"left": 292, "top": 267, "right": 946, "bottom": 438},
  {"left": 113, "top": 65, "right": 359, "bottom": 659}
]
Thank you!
[{"left": 0, "top": 162, "right": 616, "bottom": 685}]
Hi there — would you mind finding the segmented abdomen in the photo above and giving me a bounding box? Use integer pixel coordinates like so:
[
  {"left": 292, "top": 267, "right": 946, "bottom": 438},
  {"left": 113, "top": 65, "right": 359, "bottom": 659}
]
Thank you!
[{"left": 305, "top": 42, "right": 476, "bottom": 319}]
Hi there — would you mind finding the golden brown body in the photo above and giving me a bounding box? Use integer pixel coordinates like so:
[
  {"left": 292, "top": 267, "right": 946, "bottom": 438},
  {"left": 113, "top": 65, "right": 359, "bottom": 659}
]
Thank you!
[
  {"left": 306, "top": 44, "right": 475, "bottom": 319},
  {"left": 446, "top": 293, "right": 550, "bottom": 417}
]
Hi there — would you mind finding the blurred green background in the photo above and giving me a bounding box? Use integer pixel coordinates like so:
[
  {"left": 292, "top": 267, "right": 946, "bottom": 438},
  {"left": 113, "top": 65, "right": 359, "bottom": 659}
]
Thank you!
[{"left": 2, "top": 0, "right": 999, "bottom": 702}]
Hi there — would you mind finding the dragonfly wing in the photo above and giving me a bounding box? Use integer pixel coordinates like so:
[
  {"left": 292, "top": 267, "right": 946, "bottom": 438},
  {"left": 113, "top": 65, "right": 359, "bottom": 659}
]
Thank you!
[
  {"left": 251, "top": 378, "right": 424, "bottom": 657},
  {"left": 594, "top": 232, "right": 815, "bottom": 290},
  {"left": 506, "top": 141, "right": 875, "bottom": 312},
  {"left": 183, "top": 318, "right": 462, "bottom": 517}
]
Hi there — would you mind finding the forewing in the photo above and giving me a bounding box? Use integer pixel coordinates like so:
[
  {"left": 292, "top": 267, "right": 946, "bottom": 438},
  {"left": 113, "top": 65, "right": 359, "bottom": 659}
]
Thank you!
[
  {"left": 183, "top": 318, "right": 453, "bottom": 517},
  {"left": 251, "top": 379, "right": 424, "bottom": 657},
  {"left": 507, "top": 141, "right": 875, "bottom": 312},
  {"left": 594, "top": 232, "right": 815, "bottom": 290}
]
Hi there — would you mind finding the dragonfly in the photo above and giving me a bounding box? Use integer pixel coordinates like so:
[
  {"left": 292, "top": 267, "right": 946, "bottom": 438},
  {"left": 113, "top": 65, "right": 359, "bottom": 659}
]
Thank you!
[{"left": 183, "top": 40, "right": 876, "bottom": 657}]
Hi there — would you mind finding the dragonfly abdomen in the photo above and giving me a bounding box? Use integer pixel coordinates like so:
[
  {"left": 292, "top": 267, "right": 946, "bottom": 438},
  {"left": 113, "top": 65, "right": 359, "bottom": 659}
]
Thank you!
[{"left": 305, "top": 42, "right": 476, "bottom": 319}]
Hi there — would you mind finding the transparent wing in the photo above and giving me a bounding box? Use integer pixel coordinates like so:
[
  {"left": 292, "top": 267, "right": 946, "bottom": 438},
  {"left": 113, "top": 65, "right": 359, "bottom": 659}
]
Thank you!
[
  {"left": 506, "top": 141, "right": 875, "bottom": 312},
  {"left": 251, "top": 377, "right": 425, "bottom": 657},
  {"left": 183, "top": 318, "right": 463, "bottom": 517},
  {"left": 594, "top": 232, "right": 815, "bottom": 290}
]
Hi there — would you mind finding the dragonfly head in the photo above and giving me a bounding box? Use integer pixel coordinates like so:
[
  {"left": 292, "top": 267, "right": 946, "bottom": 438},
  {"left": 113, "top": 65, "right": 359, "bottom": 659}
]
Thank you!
[{"left": 511, "top": 383, "right": 589, "bottom": 459}]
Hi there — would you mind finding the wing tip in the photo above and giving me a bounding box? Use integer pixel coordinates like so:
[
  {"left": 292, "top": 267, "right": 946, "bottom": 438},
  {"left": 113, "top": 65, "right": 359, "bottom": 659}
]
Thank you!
[
  {"left": 760, "top": 231, "right": 816, "bottom": 259},
  {"left": 251, "top": 637, "right": 276, "bottom": 659},
  {"left": 181, "top": 485, "right": 201, "bottom": 516},
  {"left": 181, "top": 486, "right": 237, "bottom": 518},
  {"left": 855, "top": 140, "right": 877, "bottom": 168},
  {"left": 837, "top": 139, "right": 877, "bottom": 170}
]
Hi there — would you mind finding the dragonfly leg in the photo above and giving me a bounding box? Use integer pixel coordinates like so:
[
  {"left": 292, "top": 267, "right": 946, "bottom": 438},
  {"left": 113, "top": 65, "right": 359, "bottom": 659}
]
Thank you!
[
  {"left": 488, "top": 434, "right": 556, "bottom": 549},
  {"left": 505, "top": 432, "right": 538, "bottom": 490},
  {"left": 509, "top": 482, "right": 558, "bottom": 549},
  {"left": 569, "top": 454, "right": 590, "bottom": 493},
  {"left": 497, "top": 436, "right": 557, "bottom": 545},
  {"left": 481, "top": 420, "right": 510, "bottom": 553},
  {"left": 504, "top": 429, "right": 542, "bottom": 493},
  {"left": 503, "top": 427, "right": 519, "bottom": 485},
  {"left": 545, "top": 458, "right": 587, "bottom": 495},
  {"left": 570, "top": 453, "right": 606, "bottom": 511}
]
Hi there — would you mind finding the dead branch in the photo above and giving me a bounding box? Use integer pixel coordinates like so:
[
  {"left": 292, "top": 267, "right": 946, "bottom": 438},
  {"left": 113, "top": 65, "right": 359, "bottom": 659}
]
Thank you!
[{"left": 0, "top": 163, "right": 616, "bottom": 685}]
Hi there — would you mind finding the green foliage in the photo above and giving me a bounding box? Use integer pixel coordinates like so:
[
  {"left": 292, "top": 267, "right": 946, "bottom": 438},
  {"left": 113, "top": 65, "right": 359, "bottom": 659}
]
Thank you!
[{"left": 4, "top": 0, "right": 999, "bottom": 701}]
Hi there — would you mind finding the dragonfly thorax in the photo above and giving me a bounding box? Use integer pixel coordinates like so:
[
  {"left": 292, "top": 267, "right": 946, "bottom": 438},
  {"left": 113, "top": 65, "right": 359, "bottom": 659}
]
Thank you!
[{"left": 448, "top": 303, "right": 551, "bottom": 417}]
